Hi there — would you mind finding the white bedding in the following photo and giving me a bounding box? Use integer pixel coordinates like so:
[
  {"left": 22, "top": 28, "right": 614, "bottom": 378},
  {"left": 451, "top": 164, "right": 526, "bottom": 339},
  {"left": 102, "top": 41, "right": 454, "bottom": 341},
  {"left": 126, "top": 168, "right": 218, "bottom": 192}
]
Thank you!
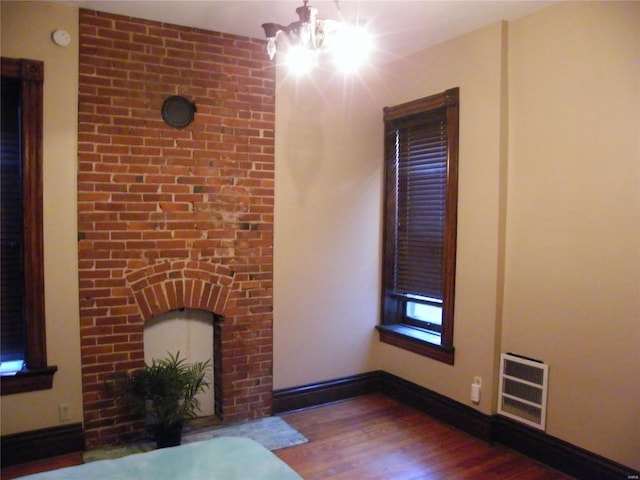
[{"left": 17, "top": 437, "right": 303, "bottom": 480}]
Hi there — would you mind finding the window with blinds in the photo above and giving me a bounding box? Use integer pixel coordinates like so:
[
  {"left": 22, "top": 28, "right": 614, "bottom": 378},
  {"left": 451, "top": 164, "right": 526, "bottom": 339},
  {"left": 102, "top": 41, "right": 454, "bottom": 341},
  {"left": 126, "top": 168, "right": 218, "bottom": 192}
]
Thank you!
[
  {"left": 1, "top": 57, "right": 56, "bottom": 394},
  {"left": 378, "top": 88, "right": 459, "bottom": 364},
  {"left": 1, "top": 76, "right": 27, "bottom": 369}
]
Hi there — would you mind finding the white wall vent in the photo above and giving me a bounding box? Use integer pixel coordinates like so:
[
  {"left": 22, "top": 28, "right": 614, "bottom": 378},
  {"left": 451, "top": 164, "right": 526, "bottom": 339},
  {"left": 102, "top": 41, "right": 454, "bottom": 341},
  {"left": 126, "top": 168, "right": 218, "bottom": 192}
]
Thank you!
[{"left": 498, "top": 353, "right": 549, "bottom": 430}]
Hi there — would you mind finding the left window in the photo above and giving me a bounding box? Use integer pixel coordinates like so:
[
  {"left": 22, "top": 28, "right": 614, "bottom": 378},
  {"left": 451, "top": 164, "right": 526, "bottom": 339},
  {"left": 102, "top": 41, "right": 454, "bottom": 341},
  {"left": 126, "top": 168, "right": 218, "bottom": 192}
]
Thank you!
[{"left": 1, "top": 57, "right": 57, "bottom": 395}]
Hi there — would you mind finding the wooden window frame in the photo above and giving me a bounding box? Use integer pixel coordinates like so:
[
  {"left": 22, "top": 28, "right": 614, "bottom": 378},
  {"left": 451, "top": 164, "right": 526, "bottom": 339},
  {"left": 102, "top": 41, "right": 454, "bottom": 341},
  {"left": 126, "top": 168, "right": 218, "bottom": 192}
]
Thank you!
[
  {"left": 1, "top": 57, "right": 57, "bottom": 395},
  {"left": 377, "top": 87, "right": 459, "bottom": 365}
]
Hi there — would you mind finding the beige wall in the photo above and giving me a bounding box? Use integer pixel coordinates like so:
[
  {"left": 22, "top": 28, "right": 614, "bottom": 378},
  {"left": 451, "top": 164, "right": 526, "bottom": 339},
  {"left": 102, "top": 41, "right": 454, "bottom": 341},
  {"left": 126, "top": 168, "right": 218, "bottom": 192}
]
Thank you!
[
  {"left": 1, "top": 1, "right": 83, "bottom": 434},
  {"left": 274, "top": 21, "right": 509, "bottom": 416},
  {"left": 273, "top": 70, "right": 383, "bottom": 387},
  {"left": 274, "top": 1, "right": 639, "bottom": 470},
  {"left": 273, "top": 17, "right": 509, "bottom": 416},
  {"left": 504, "top": 1, "right": 640, "bottom": 468},
  {"left": 371, "top": 21, "right": 508, "bottom": 416}
]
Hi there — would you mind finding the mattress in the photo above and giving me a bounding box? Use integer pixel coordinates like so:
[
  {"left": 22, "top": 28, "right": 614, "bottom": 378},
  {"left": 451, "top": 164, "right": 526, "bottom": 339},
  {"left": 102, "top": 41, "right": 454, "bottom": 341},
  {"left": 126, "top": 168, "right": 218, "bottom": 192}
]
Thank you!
[{"left": 16, "top": 436, "right": 303, "bottom": 480}]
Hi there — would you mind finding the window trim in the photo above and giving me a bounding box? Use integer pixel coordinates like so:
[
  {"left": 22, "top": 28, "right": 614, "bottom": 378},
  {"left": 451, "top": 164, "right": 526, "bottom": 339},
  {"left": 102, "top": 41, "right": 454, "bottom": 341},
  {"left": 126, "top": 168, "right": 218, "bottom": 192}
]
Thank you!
[
  {"left": 1, "top": 57, "right": 57, "bottom": 395},
  {"left": 377, "top": 87, "right": 459, "bottom": 365}
]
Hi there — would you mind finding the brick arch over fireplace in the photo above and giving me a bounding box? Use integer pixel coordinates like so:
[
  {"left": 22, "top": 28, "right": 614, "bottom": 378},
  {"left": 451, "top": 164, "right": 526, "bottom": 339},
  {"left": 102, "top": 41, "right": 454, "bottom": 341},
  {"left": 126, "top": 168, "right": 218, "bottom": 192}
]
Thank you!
[
  {"left": 125, "top": 260, "right": 233, "bottom": 322},
  {"left": 125, "top": 260, "right": 234, "bottom": 427},
  {"left": 80, "top": 256, "right": 274, "bottom": 448}
]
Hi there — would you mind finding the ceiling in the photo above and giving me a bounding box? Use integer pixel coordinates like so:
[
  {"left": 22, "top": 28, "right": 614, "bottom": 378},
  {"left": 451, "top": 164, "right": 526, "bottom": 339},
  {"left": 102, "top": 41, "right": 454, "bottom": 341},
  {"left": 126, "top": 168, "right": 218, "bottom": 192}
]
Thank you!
[{"left": 58, "top": 1, "right": 555, "bottom": 62}]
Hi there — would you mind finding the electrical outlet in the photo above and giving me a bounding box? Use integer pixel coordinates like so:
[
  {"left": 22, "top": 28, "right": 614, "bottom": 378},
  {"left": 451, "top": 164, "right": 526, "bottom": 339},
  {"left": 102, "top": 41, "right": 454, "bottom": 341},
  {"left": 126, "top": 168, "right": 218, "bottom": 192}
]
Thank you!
[{"left": 59, "top": 403, "right": 71, "bottom": 421}]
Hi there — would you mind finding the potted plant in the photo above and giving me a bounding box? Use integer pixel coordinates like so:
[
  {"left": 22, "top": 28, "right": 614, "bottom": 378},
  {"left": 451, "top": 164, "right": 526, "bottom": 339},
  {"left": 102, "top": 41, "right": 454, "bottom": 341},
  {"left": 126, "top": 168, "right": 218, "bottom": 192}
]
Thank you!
[{"left": 122, "top": 351, "right": 211, "bottom": 448}]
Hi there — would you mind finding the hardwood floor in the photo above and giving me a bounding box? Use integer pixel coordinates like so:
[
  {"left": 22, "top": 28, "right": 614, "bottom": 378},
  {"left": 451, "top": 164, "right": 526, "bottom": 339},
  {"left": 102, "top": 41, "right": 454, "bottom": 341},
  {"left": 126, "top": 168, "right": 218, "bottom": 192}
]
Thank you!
[
  {"left": 2, "top": 393, "right": 572, "bottom": 480},
  {"left": 275, "top": 394, "right": 572, "bottom": 479},
  {"left": 1, "top": 452, "right": 83, "bottom": 480}
]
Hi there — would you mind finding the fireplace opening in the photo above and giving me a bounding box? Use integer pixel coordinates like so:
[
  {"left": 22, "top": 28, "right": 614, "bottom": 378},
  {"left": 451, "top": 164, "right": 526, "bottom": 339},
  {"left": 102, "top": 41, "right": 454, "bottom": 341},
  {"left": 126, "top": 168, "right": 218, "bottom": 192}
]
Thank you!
[{"left": 144, "top": 309, "right": 215, "bottom": 417}]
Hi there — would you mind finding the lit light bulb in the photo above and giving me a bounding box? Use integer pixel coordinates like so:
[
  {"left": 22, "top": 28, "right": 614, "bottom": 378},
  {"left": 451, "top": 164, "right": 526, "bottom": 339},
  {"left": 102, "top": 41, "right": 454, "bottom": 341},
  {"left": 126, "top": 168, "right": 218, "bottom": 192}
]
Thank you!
[
  {"left": 300, "top": 23, "right": 312, "bottom": 46},
  {"left": 286, "top": 45, "right": 317, "bottom": 75},
  {"left": 332, "top": 25, "right": 372, "bottom": 73}
]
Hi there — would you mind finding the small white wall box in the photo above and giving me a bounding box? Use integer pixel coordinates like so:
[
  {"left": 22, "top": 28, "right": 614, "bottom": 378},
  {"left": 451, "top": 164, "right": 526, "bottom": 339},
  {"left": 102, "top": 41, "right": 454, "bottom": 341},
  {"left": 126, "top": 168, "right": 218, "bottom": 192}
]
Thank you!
[{"left": 498, "top": 353, "right": 549, "bottom": 430}]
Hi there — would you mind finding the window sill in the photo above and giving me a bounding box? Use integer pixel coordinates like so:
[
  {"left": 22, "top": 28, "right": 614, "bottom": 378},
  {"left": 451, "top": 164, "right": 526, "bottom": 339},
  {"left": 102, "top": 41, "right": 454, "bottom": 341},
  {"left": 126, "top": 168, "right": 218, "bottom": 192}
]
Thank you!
[
  {"left": 0, "top": 366, "right": 58, "bottom": 395},
  {"left": 376, "top": 324, "right": 455, "bottom": 365}
]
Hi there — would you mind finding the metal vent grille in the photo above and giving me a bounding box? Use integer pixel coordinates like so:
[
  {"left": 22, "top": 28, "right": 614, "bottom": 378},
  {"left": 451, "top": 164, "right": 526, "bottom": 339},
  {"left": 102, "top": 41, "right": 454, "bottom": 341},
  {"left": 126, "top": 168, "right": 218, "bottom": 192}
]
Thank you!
[{"left": 498, "top": 353, "right": 549, "bottom": 430}]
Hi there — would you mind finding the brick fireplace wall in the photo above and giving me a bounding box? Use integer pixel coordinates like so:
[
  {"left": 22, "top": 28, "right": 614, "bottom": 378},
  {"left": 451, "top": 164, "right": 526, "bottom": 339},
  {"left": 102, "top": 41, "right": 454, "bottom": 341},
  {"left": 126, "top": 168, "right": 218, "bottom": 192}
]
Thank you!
[{"left": 77, "top": 9, "right": 275, "bottom": 447}]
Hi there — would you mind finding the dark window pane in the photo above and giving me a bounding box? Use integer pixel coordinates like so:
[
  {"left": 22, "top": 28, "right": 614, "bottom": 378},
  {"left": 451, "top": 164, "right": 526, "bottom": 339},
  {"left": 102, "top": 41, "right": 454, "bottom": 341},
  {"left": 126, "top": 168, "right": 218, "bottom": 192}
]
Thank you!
[{"left": 1, "top": 77, "right": 26, "bottom": 362}]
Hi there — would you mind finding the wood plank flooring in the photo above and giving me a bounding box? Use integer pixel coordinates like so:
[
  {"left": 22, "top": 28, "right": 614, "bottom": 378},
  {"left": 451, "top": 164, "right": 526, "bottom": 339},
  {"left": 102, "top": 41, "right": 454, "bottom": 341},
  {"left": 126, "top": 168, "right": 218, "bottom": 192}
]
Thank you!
[
  {"left": 1, "top": 452, "right": 83, "bottom": 480},
  {"left": 275, "top": 393, "right": 572, "bottom": 479},
  {"left": 1, "top": 393, "right": 572, "bottom": 480}
]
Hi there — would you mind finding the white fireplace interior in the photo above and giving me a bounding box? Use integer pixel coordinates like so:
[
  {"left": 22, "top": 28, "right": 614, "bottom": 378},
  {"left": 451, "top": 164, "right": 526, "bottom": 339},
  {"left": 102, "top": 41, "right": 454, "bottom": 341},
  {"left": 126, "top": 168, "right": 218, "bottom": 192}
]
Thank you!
[{"left": 143, "top": 309, "right": 215, "bottom": 417}]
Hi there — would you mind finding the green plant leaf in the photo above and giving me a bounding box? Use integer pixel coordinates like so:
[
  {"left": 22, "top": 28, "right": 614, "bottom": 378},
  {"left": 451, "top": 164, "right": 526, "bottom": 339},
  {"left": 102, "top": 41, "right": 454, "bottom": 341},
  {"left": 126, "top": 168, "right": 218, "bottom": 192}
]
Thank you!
[{"left": 120, "top": 351, "right": 212, "bottom": 428}]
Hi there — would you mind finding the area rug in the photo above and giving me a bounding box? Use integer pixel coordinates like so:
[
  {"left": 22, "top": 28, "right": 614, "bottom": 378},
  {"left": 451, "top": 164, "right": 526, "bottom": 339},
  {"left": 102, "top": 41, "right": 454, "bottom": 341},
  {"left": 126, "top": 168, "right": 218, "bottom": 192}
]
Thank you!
[
  {"left": 83, "top": 416, "right": 308, "bottom": 463},
  {"left": 184, "top": 416, "right": 308, "bottom": 450}
]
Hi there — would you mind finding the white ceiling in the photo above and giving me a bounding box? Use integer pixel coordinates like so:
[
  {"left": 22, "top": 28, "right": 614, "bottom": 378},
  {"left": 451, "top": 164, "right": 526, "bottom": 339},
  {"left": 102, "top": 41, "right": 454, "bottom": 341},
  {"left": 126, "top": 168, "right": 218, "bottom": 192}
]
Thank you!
[{"left": 58, "top": 1, "right": 555, "bottom": 61}]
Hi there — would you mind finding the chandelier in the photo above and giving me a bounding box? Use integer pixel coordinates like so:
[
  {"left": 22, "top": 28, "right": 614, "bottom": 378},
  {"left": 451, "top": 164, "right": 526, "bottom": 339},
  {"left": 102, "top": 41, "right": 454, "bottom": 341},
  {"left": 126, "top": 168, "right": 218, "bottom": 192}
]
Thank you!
[{"left": 261, "top": 0, "right": 372, "bottom": 74}]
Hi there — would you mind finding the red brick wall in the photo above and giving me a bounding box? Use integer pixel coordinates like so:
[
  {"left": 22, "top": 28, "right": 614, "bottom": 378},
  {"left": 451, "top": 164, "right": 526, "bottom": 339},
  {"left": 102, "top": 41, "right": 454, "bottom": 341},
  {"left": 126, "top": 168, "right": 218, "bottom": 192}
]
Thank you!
[{"left": 77, "top": 9, "right": 275, "bottom": 447}]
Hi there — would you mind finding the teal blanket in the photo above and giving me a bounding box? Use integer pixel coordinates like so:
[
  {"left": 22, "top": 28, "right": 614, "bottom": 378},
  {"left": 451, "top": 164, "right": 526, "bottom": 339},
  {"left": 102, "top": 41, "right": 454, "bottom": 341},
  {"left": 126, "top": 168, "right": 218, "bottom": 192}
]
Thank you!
[{"left": 18, "top": 437, "right": 303, "bottom": 480}]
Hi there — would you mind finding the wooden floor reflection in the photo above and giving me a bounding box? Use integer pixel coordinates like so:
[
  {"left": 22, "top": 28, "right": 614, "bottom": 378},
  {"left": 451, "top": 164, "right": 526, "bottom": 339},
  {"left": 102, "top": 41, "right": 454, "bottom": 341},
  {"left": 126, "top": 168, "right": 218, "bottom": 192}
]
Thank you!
[{"left": 276, "top": 393, "right": 572, "bottom": 479}]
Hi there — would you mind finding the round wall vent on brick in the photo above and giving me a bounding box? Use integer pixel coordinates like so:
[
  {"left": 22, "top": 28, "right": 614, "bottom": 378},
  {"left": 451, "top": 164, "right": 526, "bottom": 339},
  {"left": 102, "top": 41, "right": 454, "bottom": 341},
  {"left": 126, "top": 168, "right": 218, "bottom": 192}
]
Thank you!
[{"left": 161, "top": 95, "right": 196, "bottom": 128}]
